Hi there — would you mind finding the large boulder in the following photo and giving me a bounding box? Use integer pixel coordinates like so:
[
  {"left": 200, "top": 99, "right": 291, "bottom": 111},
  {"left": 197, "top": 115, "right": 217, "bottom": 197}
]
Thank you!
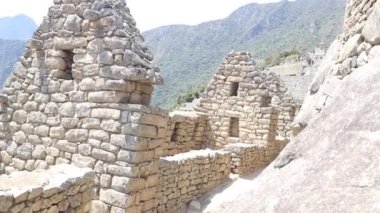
[
  {"left": 213, "top": 57, "right": 380, "bottom": 213},
  {"left": 211, "top": 0, "right": 380, "bottom": 212}
]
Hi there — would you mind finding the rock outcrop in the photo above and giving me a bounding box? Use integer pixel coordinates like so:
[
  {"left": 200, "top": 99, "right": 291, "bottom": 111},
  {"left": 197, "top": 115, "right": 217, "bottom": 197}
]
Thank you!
[{"left": 211, "top": 0, "right": 380, "bottom": 212}]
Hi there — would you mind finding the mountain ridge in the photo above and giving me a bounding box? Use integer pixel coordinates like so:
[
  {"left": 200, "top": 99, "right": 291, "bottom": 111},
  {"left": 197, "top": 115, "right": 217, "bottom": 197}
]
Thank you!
[
  {"left": 0, "top": 14, "right": 37, "bottom": 40},
  {"left": 143, "top": 0, "right": 346, "bottom": 108}
]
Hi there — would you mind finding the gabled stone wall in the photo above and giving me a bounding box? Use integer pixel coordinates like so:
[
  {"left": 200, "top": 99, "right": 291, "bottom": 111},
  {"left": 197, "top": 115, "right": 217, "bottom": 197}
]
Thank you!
[{"left": 195, "top": 51, "right": 300, "bottom": 162}]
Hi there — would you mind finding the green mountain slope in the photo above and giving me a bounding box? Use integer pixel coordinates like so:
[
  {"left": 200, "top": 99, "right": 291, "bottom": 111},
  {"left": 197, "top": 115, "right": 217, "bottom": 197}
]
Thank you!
[
  {"left": 0, "top": 15, "right": 36, "bottom": 87},
  {"left": 0, "top": 39, "right": 26, "bottom": 86},
  {"left": 0, "top": 15, "right": 37, "bottom": 40},
  {"left": 143, "top": 0, "right": 346, "bottom": 108}
]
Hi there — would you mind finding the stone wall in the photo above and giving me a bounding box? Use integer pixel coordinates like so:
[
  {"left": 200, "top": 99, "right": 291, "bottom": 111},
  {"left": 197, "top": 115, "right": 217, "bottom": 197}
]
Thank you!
[
  {"left": 156, "top": 149, "right": 231, "bottom": 213},
  {"left": 195, "top": 51, "right": 300, "bottom": 162},
  {"left": 0, "top": 0, "right": 168, "bottom": 212},
  {"left": 224, "top": 143, "right": 266, "bottom": 175},
  {"left": 0, "top": 165, "right": 94, "bottom": 213},
  {"left": 163, "top": 111, "right": 212, "bottom": 157}
]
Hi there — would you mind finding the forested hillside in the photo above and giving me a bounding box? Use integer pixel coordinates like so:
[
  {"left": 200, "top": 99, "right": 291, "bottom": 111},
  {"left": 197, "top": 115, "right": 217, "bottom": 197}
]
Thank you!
[
  {"left": 0, "top": 39, "right": 26, "bottom": 86},
  {"left": 144, "top": 0, "right": 346, "bottom": 108}
]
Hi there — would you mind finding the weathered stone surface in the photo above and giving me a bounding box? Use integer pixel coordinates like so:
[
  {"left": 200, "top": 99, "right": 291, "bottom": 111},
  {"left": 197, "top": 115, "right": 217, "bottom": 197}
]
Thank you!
[
  {"left": 45, "top": 57, "right": 67, "bottom": 70},
  {"left": 13, "top": 131, "right": 27, "bottom": 144},
  {"left": 91, "top": 109, "right": 120, "bottom": 120},
  {"left": 55, "top": 140, "right": 77, "bottom": 153},
  {"left": 111, "top": 176, "right": 145, "bottom": 193},
  {"left": 339, "top": 34, "right": 362, "bottom": 61},
  {"left": 122, "top": 123, "right": 157, "bottom": 138},
  {"left": 99, "top": 50, "right": 114, "bottom": 65},
  {"left": 88, "top": 91, "right": 129, "bottom": 103},
  {"left": 16, "top": 143, "right": 33, "bottom": 160},
  {"left": 53, "top": 37, "right": 87, "bottom": 50},
  {"left": 64, "top": 14, "right": 82, "bottom": 32},
  {"left": 90, "top": 200, "right": 108, "bottom": 213},
  {"left": 72, "top": 154, "right": 96, "bottom": 168},
  {"left": 50, "top": 127, "right": 65, "bottom": 139},
  {"left": 110, "top": 134, "right": 148, "bottom": 151},
  {"left": 91, "top": 148, "right": 116, "bottom": 162},
  {"left": 65, "top": 129, "right": 88, "bottom": 142},
  {"left": 362, "top": 1, "right": 380, "bottom": 45},
  {"left": 32, "top": 145, "right": 46, "bottom": 159},
  {"left": 99, "top": 189, "right": 133, "bottom": 208},
  {"left": 83, "top": 9, "right": 101, "bottom": 21},
  {"left": 13, "top": 110, "right": 28, "bottom": 123}
]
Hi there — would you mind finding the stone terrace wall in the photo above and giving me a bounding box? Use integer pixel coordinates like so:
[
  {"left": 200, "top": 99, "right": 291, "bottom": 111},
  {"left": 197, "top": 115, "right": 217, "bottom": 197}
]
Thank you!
[
  {"left": 224, "top": 143, "right": 266, "bottom": 175},
  {"left": 0, "top": 165, "right": 94, "bottom": 213},
  {"left": 156, "top": 149, "right": 231, "bottom": 213},
  {"left": 163, "top": 111, "right": 212, "bottom": 157}
]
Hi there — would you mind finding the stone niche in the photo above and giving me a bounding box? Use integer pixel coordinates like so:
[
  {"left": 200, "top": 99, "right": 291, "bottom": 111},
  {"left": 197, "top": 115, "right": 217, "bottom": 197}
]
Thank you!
[{"left": 229, "top": 117, "right": 239, "bottom": 137}]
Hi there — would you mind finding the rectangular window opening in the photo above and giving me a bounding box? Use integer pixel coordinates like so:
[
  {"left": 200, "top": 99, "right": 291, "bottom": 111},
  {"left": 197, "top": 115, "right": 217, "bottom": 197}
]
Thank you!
[
  {"left": 229, "top": 117, "right": 239, "bottom": 138},
  {"left": 63, "top": 50, "right": 74, "bottom": 80},
  {"left": 230, "top": 82, "right": 239, "bottom": 96}
]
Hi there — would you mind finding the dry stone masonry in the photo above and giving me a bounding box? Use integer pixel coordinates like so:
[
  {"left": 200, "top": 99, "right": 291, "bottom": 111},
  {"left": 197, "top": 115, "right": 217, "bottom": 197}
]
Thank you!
[
  {"left": 0, "top": 164, "right": 94, "bottom": 213},
  {"left": 163, "top": 111, "right": 211, "bottom": 157},
  {"left": 157, "top": 150, "right": 231, "bottom": 212},
  {"left": 224, "top": 143, "right": 266, "bottom": 175},
  {"left": 0, "top": 0, "right": 165, "bottom": 212},
  {"left": 0, "top": 0, "right": 300, "bottom": 212},
  {"left": 195, "top": 51, "right": 300, "bottom": 162}
]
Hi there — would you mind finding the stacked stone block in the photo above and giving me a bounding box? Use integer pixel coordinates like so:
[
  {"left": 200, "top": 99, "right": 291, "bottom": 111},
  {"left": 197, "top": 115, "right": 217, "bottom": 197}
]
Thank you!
[
  {"left": 0, "top": 165, "right": 94, "bottom": 213},
  {"left": 156, "top": 149, "right": 231, "bottom": 212},
  {"left": 163, "top": 111, "right": 211, "bottom": 156},
  {"left": 86, "top": 105, "right": 167, "bottom": 212},
  {"left": 224, "top": 143, "right": 266, "bottom": 175}
]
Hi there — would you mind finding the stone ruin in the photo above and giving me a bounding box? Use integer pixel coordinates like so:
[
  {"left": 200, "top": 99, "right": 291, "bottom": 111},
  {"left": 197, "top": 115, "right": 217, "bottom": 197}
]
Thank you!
[{"left": 0, "top": 0, "right": 299, "bottom": 212}]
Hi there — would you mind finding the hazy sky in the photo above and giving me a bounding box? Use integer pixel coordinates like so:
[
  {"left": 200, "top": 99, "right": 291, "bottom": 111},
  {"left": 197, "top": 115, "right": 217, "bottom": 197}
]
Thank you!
[{"left": 0, "top": 0, "right": 281, "bottom": 31}]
